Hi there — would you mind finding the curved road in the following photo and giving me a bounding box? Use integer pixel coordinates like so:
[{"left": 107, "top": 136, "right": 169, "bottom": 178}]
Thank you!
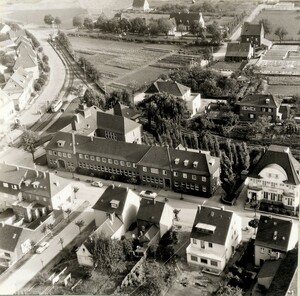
[{"left": 18, "top": 27, "right": 66, "bottom": 128}]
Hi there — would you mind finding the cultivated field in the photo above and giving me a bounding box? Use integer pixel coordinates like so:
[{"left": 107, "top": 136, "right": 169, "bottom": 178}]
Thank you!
[
  {"left": 69, "top": 36, "right": 182, "bottom": 89},
  {"left": 266, "top": 84, "right": 300, "bottom": 96},
  {"left": 253, "top": 10, "right": 300, "bottom": 41}
]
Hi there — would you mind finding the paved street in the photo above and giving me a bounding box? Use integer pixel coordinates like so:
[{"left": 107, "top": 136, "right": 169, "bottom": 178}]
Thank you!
[{"left": 17, "top": 27, "right": 66, "bottom": 128}]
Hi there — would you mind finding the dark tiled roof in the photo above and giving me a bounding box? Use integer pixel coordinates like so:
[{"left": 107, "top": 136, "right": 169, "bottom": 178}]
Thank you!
[
  {"left": 0, "top": 224, "right": 23, "bottom": 252},
  {"left": 138, "top": 146, "right": 171, "bottom": 170},
  {"left": 238, "top": 94, "right": 279, "bottom": 108},
  {"left": 170, "top": 12, "right": 201, "bottom": 26},
  {"left": 92, "top": 185, "right": 130, "bottom": 216},
  {"left": 113, "top": 103, "right": 141, "bottom": 120},
  {"left": 46, "top": 132, "right": 150, "bottom": 162},
  {"left": 190, "top": 206, "right": 233, "bottom": 245},
  {"left": 96, "top": 112, "right": 141, "bottom": 134},
  {"left": 241, "top": 22, "right": 262, "bottom": 36},
  {"left": 249, "top": 145, "right": 300, "bottom": 185},
  {"left": 254, "top": 215, "right": 293, "bottom": 252},
  {"left": 145, "top": 79, "right": 189, "bottom": 97},
  {"left": 137, "top": 199, "right": 167, "bottom": 225},
  {"left": 226, "top": 42, "right": 251, "bottom": 58},
  {"left": 133, "top": 0, "right": 147, "bottom": 8},
  {"left": 94, "top": 216, "right": 124, "bottom": 237},
  {"left": 265, "top": 249, "right": 298, "bottom": 296}
]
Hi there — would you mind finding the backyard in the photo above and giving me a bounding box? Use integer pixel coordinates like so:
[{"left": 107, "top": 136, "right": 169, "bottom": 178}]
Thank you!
[{"left": 253, "top": 10, "right": 300, "bottom": 41}]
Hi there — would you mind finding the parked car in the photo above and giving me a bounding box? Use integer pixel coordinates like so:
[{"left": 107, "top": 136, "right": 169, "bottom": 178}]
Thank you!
[
  {"left": 91, "top": 181, "right": 103, "bottom": 188},
  {"left": 139, "top": 190, "right": 157, "bottom": 199},
  {"left": 36, "top": 242, "right": 50, "bottom": 254}
]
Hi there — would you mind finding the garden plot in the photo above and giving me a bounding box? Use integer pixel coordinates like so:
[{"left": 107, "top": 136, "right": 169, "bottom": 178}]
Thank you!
[{"left": 69, "top": 37, "right": 178, "bottom": 84}]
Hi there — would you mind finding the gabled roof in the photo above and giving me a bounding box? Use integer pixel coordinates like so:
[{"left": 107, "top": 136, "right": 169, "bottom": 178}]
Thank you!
[
  {"left": 17, "top": 42, "right": 36, "bottom": 59},
  {"left": 254, "top": 215, "right": 293, "bottom": 252},
  {"left": 249, "top": 145, "right": 300, "bottom": 185},
  {"left": 226, "top": 42, "right": 251, "bottom": 58},
  {"left": 133, "top": 0, "right": 148, "bottom": 8},
  {"left": 4, "top": 67, "right": 33, "bottom": 92},
  {"left": 96, "top": 111, "right": 141, "bottom": 134},
  {"left": 92, "top": 185, "right": 132, "bottom": 216},
  {"left": 0, "top": 224, "right": 23, "bottom": 252},
  {"left": 190, "top": 206, "right": 233, "bottom": 245},
  {"left": 0, "top": 163, "right": 27, "bottom": 185},
  {"left": 241, "top": 22, "right": 262, "bottom": 36},
  {"left": 145, "top": 79, "right": 190, "bottom": 97},
  {"left": 46, "top": 132, "right": 150, "bottom": 163},
  {"left": 237, "top": 94, "right": 279, "bottom": 108},
  {"left": 15, "top": 36, "right": 31, "bottom": 46},
  {"left": 94, "top": 216, "right": 124, "bottom": 237},
  {"left": 82, "top": 238, "right": 95, "bottom": 255},
  {"left": 138, "top": 146, "right": 171, "bottom": 170},
  {"left": 266, "top": 249, "right": 298, "bottom": 296},
  {"left": 14, "top": 49, "right": 37, "bottom": 70},
  {"left": 137, "top": 199, "right": 170, "bottom": 225},
  {"left": 170, "top": 12, "right": 202, "bottom": 26}
]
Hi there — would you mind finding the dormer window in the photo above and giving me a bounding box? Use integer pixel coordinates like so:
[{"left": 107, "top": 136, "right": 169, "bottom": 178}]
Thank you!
[
  {"left": 184, "top": 160, "right": 189, "bottom": 166},
  {"left": 193, "top": 161, "right": 198, "bottom": 168},
  {"left": 174, "top": 158, "right": 180, "bottom": 165},
  {"left": 110, "top": 199, "right": 120, "bottom": 209},
  {"left": 57, "top": 140, "right": 65, "bottom": 147},
  {"left": 209, "top": 159, "right": 215, "bottom": 166}
]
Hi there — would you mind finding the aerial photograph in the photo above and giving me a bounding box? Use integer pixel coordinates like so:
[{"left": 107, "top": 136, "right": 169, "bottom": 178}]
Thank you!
[{"left": 0, "top": 0, "right": 299, "bottom": 295}]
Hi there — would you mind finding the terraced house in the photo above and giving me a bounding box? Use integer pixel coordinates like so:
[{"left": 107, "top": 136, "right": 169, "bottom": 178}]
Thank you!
[
  {"left": 45, "top": 132, "right": 220, "bottom": 197},
  {"left": 245, "top": 145, "right": 300, "bottom": 212}
]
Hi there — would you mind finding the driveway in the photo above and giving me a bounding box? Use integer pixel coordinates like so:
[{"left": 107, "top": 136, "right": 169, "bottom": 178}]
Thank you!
[{"left": 17, "top": 27, "right": 66, "bottom": 128}]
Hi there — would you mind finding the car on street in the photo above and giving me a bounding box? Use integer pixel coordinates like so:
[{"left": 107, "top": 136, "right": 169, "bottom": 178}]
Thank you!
[
  {"left": 91, "top": 181, "right": 103, "bottom": 188},
  {"left": 36, "top": 242, "right": 50, "bottom": 254},
  {"left": 139, "top": 190, "right": 157, "bottom": 199}
]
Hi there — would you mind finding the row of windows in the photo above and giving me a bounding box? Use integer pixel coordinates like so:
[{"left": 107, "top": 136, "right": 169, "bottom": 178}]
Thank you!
[
  {"left": 78, "top": 154, "right": 136, "bottom": 168},
  {"left": 105, "top": 131, "right": 117, "bottom": 140},
  {"left": 78, "top": 163, "right": 137, "bottom": 177},
  {"left": 260, "top": 248, "right": 279, "bottom": 256},
  {"left": 49, "top": 150, "right": 72, "bottom": 158},
  {"left": 261, "top": 108, "right": 273, "bottom": 112},
  {"left": 142, "top": 175, "right": 164, "bottom": 185},
  {"left": 174, "top": 181, "right": 206, "bottom": 192},
  {"left": 190, "top": 255, "right": 218, "bottom": 267},
  {"left": 142, "top": 167, "right": 167, "bottom": 175},
  {"left": 2, "top": 182, "right": 18, "bottom": 190},
  {"left": 192, "top": 239, "right": 213, "bottom": 248},
  {"left": 174, "top": 172, "right": 206, "bottom": 181}
]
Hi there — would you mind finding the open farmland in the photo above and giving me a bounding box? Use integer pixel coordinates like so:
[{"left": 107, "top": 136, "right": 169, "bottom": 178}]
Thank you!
[
  {"left": 253, "top": 10, "right": 300, "bottom": 41},
  {"left": 69, "top": 36, "right": 183, "bottom": 89}
]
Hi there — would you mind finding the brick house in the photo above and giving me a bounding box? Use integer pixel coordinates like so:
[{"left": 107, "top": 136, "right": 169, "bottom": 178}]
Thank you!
[
  {"left": 245, "top": 145, "right": 300, "bottom": 212},
  {"left": 254, "top": 215, "right": 298, "bottom": 266},
  {"left": 186, "top": 205, "right": 242, "bottom": 273},
  {"left": 237, "top": 94, "right": 281, "bottom": 122},
  {"left": 45, "top": 132, "right": 220, "bottom": 197},
  {"left": 241, "top": 22, "right": 264, "bottom": 47},
  {"left": 225, "top": 42, "right": 253, "bottom": 62},
  {"left": 170, "top": 12, "right": 205, "bottom": 31}
]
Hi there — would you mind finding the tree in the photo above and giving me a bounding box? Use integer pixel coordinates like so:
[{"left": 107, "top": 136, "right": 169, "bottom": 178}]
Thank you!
[
  {"left": 34, "top": 82, "right": 42, "bottom": 92},
  {"left": 220, "top": 151, "right": 235, "bottom": 196},
  {"left": 259, "top": 18, "right": 272, "bottom": 35},
  {"left": 21, "top": 131, "right": 40, "bottom": 162},
  {"left": 216, "top": 283, "right": 244, "bottom": 296},
  {"left": 73, "top": 16, "right": 83, "bottom": 30},
  {"left": 75, "top": 219, "right": 85, "bottom": 233},
  {"left": 249, "top": 116, "right": 271, "bottom": 136},
  {"left": 64, "top": 208, "right": 72, "bottom": 222},
  {"left": 149, "top": 21, "right": 160, "bottom": 36},
  {"left": 96, "top": 13, "right": 107, "bottom": 30},
  {"left": 47, "top": 223, "right": 54, "bottom": 237},
  {"left": 190, "top": 21, "right": 206, "bottom": 40},
  {"left": 42, "top": 55, "right": 49, "bottom": 64},
  {"left": 177, "top": 24, "right": 185, "bottom": 37},
  {"left": 130, "top": 17, "right": 147, "bottom": 35},
  {"left": 274, "top": 26, "right": 288, "bottom": 43},
  {"left": 84, "top": 17, "right": 94, "bottom": 30},
  {"left": 119, "top": 18, "right": 131, "bottom": 33},
  {"left": 54, "top": 17, "right": 62, "bottom": 28},
  {"left": 82, "top": 89, "right": 105, "bottom": 109},
  {"left": 92, "top": 233, "right": 127, "bottom": 274},
  {"left": 73, "top": 186, "right": 79, "bottom": 199},
  {"left": 248, "top": 218, "right": 259, "bottom": 235},
  {"left": 44, "top": 14, "right": 54, "bottom": 27},
  {"left": 207, "top": 22, "right": 222, "bottom": 44},
  {"left": 158, "top": 18, "right": 173, "bottom": 37}
]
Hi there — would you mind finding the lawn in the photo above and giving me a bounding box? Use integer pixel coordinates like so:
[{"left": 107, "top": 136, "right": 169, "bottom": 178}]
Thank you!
[{"left": 253, "top": 10, "right": 300, "bottom": 41}]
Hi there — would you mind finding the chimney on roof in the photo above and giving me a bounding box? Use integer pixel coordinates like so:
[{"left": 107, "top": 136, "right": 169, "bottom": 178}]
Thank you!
[
  {"left": 284, "top": 147, "right": 290, "bottom": 154},
  {"left": 198, "top": 205, "right": 201, "bottom": 213},
  {"left": 273, "top": 231, "right": 277, "bottom": 240},
  {"left": 35, "top": 170, "right": 39, "bottom": 178},
  {"left": 71, "top": 132, "right": 76, "bottom": 154},
  {"left": 126, "top": 187, "right": 129, "bottom": 192},
  {"left": 16, "top": 166, "right": 19, "bottom": 171},
  {"left": 109, "top": 212, "right": 115, "bottom": 223},
  {"left": 43, "top": 171, "right": 46, "bottom": 179},
  {"left": 266, "top": 98, "right": 270, "bottom": 104},
  {"left": 112, "top": 184, "right": 115, "bottom": 189},
  {"left": 91, "top": 136, "right": 93, "bottom": 142},
  {"left": 220, "top": 206, "right": 224, "bottom": 211}
]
